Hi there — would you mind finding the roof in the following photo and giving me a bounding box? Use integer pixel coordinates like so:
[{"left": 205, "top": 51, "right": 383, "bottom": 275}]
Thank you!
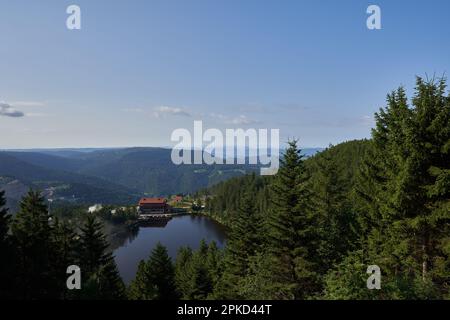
[{"left": 139, "top": 197, "right": 167, "bottom": 205}]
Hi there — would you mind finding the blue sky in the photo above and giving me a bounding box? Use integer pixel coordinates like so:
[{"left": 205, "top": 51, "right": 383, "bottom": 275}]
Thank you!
[{"left": 0, "top": 0, "right": 449, "bottom": 148}]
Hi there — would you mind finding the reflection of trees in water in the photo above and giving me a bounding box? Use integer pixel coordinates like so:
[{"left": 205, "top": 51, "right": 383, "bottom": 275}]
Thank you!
[
  {"left": 189, "top": 215, "right": 228, "bottom": 245},
  {"left": 108, "top": 223, "right": 140, "bottom": 250},
  {"left": 110, "top": 216, "right": 227, "bottom": 251},
  {"left": 108, "top": 218, "right": 173, "bottom": 250},
  {"left": 139, "top": 217, "right": 172, "bottom": 228}
]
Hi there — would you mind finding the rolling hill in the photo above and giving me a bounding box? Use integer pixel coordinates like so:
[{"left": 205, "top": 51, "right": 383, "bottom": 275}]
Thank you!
[{"left": 0, "top": 147, "right": 323, "bottom": 211}]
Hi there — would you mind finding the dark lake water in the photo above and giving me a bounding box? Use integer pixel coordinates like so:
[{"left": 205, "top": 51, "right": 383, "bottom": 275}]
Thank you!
[{"left": 113, "top": 215, "right": 227, "bottom": 284}]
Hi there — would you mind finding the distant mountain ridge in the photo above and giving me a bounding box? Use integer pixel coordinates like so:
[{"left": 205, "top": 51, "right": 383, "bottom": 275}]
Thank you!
[{"left": 0, "top": 147, "right": 323, "bottom": 211}]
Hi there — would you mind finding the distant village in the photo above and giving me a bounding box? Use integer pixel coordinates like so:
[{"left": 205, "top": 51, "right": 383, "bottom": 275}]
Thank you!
[{"left": 87, "top": 194, "right": 207, "bottom": 221}]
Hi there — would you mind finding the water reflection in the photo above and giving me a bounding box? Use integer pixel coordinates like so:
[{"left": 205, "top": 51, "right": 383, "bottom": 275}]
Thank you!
[{"left": 113, "top": 215, "right": 227, "bottom": 284}]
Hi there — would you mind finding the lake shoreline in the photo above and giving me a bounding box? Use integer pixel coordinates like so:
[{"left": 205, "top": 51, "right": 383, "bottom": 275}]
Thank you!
[{"left": 112, "top": 214, "right": 227, "bottom": 284}]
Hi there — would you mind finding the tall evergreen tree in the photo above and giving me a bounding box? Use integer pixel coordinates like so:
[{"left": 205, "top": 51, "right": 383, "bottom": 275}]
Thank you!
[
  {"left": 311, "top": 151, "right": 358, "bottom": 273},
  {"left": 174, "top": 246, "right": 194, "bottom": 299},
  {"left": 0, "top": 190, "right": 15, "bottom": 298},
  {"left": 265, "top": 140, "right": 319, "bottom": 299},
  {"left": 175, "top": 241, "right": 220, "bottom": 299},
  {"left": 184, "top": 240, "right": 213, "bottom": 299},
  {"left": 215, "top": 191, "right": 262, "bottom": 298},
  {"left": 128, "top": 242, "right": 178, "bottom": 300},
  {"left": 0, "top": 190, "right": 10, "bottom": 245},
  {"left": 128, "top": 260, "right": 157, "bottom": 300},
  {"left": 52, "top": 218, "right": 79, "bottom": 299},
  {"left": 78, "top": 214, "right": 126, "bottom": 299},
  {"left": 10, "top": 189, "right": 60, "bottom": 299},
  {"left": 355, "top": 77, "right": 450, "bottom": 298},
  {"left": 145, "top": 242, "right": 178, "bottom": 300},
  {"left": 205, "top": 241, "right": 223, "bottom": 290}
]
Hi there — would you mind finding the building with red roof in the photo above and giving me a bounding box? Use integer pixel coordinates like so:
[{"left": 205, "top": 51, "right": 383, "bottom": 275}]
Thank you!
[{"left": 138, "top": 197, "right": 170, "bottom": 215}]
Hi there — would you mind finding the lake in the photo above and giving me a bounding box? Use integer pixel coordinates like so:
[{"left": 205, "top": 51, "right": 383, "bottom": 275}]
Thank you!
[{"left": 113, "top": 215, "right": 227, "bottom": 284}]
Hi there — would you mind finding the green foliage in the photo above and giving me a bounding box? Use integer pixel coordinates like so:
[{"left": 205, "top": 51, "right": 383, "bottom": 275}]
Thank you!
[
  {"left": 354, "top": 77, "right": 450, "bottom": 299},
  {"left": 128, "top": 242, "right": 178, "bottom": 300},
  {"left": 264, "top": 140, "right": 319, "bottom": 299},
  {"left": 203, "top": 172, "right": 270, "bottom": 227},
  {"left": 77, "top": 214, "right": 126, "bottom": 299},
  {"left": 95, "top": 206, "right": 138, "bottom": 224},
  {"left": 10, "top": 190, "right": 61, "bottom": 298},
  {"left": 128, "top": 260, "right": 157, "bottom": 299},
  {"left": 323, "top": 251, "right": 377, "bottom": 300},
  {"left": 175, "top": 240, "right": 223, "bottom": 299},
  {"left": 0, "top": 190, "right": 15, "bottom": 298},
  {"left": 0, "top": 190, "right": 10, "bottom": 243}
]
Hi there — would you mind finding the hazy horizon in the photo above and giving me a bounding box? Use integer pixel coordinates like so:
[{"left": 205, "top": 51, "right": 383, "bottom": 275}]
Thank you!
[{"left": 1, "top": 1, "right": 449, "bottom": 149}]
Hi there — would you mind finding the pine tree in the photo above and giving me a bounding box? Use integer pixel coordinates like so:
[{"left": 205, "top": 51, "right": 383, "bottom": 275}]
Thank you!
[
  {"left": 52, "top": 218, "right": 79, "bottom": 299},
  {"left": 265, "top": 140, "right": 319, "bottom": 299},
  {"left": 11, "top": 189, "right": 60, "bottom": 299},
  {"left": 215, "top": 191, "right": 262, "bottom": 298},
  {"left": 126, "top": 242, "right": 178, "bottom": 301},
  {"left": 174, "top": 246, "right": 194, "bottom": 299},
  {"left": 77, "top": 214, "right": 126, "bottom": 299},
  {"left": 145, "top": 242, "right": 178, "bottom": 300},
  {"left": 356, "top": 77, "right": 450, "bottom": 298},
  {"left": 205, "top": 241, "right": 223, "bottom": 290},
  {"left": 78, "top": 215, "right": 109, "bottom": 276},
  {"left": 311, "top": 151, "right": 357, "bottom": 273},
  {"left": 0, "top": 190, "right": 15, "bottom": 298},
  {"left": 0, "top": 190, "right": 10, "bottom": 245},
  {"left": 188, "top": 247, "right": 214, "bottom": 299},
  {"left": 175, "top": 241, "right": 217, "bottom": 299},
  {"left": 128, "top": 260, "right": 157, "bottom": 300},
  {"left": 230, "top": 192, "right": 262, "bottom": 274}
]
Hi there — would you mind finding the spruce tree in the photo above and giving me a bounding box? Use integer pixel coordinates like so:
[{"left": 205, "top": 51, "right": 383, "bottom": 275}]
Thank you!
[
  {"left": 128, "top": 260, "right": 156, "bottom": 300},
  {"left": 216, "top": 191, "right": 261, "bottom": 298},
  {"left": 77, "top": 214, "right": 126, "bottom": 299},
  {"left": 175, "top": 241, "right": 217, "bottom": 299},
  {"left": 174, "top": 246, "right": 194, "bottom": 299},
  {"left": 311, "top": 151, "right": 357, "bottom": 273},
  {"left": 205, "top": 241, "right": 223, "bottom": 290},
  {"left": 145, "top": 242, "right": 178, "bottom": 300},
  {"left": 188, "top": 247, "right": 214, "bottom": 299},
  {"left": 52, "top": 218, "right": 79, "bottom": 299},
  {"left": 11, "top": 189, "right": 60, "bottom": 299},
  {"left": 356, "top": 77, "right": 450, "bottom": 298},
  {"left": 0, "top": 190, "right": 15, "bottom": 298},
  {"left": 265, "top": 140, "right": 319, "bottom": 299},
  {"left": 0, "top": 190, "right": 10, "bottom": 245}
]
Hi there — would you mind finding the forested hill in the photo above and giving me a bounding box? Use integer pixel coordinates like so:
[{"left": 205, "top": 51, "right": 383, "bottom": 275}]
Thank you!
[
  {"left": 0, "top": 147, "right": 323, "bottom": 210},
  {"left": 198, "top": 78, "right": 449, "bottom": 300},
  {"left": 203, "top": 139, "right": 370, "bottom": 226}
]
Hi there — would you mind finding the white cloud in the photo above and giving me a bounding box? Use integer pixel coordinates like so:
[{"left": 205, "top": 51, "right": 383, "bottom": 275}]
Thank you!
[
  {"left": 0, "top": 102, "right": 25, "bottom": 117},
  {"left": 153, "top": 106, "right": 191, "bottom": 118},
  {"left": 227, "top": 115, "right": 260, "bottom": 125},
  {"left": 209, "top": 113, "right": 260, "bottom": 126},
  {"left": 208, "top": 113, "right": 227, "bottom": 120},
  {"left": 25, "top": 112, "right": 48, "bottom": 117},
  {"left": 10, "top": 101, "right": 46, "bottom": 107}
]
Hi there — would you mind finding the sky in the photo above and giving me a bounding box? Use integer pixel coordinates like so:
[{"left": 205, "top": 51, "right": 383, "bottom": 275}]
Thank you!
[{"left": 0, "top": 0, "right": 449, "bottom": 149}]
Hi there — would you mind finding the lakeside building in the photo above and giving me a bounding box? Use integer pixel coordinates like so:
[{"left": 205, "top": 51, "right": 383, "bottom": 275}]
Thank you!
[{"left": 138, "top": 197, "right": 171, "bottom": 216}]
